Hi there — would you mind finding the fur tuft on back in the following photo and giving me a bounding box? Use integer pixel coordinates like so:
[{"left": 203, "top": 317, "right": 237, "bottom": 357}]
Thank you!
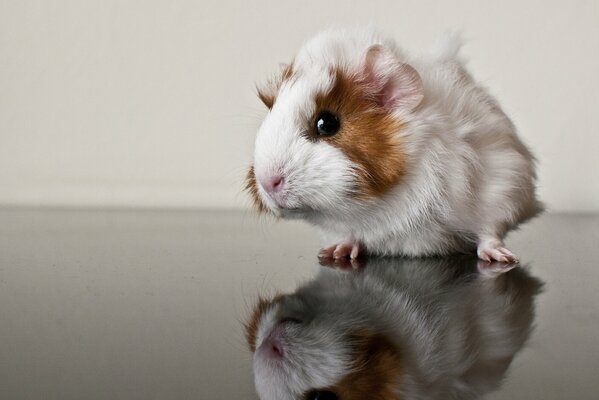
[{"left": 429, "top": 31, "right": 464, "bottom": 61}]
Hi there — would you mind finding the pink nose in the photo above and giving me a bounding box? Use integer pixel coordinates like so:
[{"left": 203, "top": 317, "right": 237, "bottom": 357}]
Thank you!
[
  {"left": 259, "top": 337, "right": 284, "bottom": 359},
  {"left": 262, "top": 175, "right": 285, "bottom": 194}
]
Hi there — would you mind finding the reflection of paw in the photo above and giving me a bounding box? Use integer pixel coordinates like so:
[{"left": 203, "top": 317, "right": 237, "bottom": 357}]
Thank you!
[
  {"left": 477, "top": 241, "right": 519, "bottom": 264},
  {"left": 318, "top": 256, "right": 363, "bottom": 271},
  {"left": 477, "top": 260, "right": 519, "bottom": 278},
  {"left": 318, "top": 242, "right": 361, "bottom": 260}
]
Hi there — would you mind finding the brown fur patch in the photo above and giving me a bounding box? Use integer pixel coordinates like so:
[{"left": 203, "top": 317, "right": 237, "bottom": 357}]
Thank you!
[
  {"left": 245, "top": 165, "right": 266, "bottom": 213},
  {"left": 257, "top": 63, "right": 294, "bottom": 109},
  {"left": 313, "top": 68, "right": 406, "bottom": 198},
  {"left": 244, "top": 295, "right": 281, "bottom": 352},
  {"left": 310, "top": 330, "right": 402, "bottom": 399}
]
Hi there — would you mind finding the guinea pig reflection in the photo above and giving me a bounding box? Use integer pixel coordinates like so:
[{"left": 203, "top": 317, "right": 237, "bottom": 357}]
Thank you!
[{"left": 245, "top": 257, "right": 542, "bottom": 400}]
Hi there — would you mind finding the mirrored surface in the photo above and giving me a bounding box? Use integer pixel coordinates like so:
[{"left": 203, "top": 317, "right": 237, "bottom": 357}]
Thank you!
[
  {"left": 246, "top": 256, "right": 541, "bottom": 400},
  {"left": 0, "top": 210, "right": 598, "bottom": 399}
]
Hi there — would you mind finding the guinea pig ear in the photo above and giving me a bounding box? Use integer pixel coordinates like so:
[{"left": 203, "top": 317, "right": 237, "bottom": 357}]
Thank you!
[
  {"left": 359, "top": 45, "right": 423, "bottom": 113},
  {"left": 256, "top": 63, "right": 294, "bottom": 109}
]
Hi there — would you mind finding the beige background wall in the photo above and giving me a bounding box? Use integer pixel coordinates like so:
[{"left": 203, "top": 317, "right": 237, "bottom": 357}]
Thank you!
[{"left": 1, "top": 0, "right": 597, "bottom": 211}]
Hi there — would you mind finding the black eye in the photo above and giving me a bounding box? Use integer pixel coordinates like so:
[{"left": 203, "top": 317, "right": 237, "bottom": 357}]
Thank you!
[
  {"left": 315, "top": 112, "right": 340, "bottom": 136},
  {"left": 308, "top": 390, "right": 338, "bottom": 400}
]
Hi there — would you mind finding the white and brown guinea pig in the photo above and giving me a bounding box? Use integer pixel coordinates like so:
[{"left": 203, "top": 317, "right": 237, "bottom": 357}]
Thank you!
[
  {"left": 244, "top": 257, "right": 542, "bottom": 400},
  {"left": 246, "top": 28, "right": 543, "bottom": 263}
]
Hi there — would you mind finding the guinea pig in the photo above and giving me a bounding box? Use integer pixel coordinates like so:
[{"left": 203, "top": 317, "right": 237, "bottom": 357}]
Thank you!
[
  {"left": 244, "top": 256, "right": 542, "bottom": 400},
  {"left": 246, "top": 28, "right": 543, "bottom": 263}
]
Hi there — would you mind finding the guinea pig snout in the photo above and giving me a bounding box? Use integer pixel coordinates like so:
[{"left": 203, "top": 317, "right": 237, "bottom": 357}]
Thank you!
[
  {"left": 258, "top": 173, "right": 289, "bottom": 207},
  {"left": 260, "top": 175, "right": 285, "bottom": 195}
]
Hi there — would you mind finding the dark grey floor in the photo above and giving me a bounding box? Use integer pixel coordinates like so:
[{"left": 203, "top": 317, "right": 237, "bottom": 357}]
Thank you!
[{"left": 0, "top": 209, "right": 597, "bottom": 399}]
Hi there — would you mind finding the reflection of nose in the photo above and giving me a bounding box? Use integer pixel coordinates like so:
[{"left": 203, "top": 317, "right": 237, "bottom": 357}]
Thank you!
[
  {"left": 259, "top": 337, "right": 284, "bottom": 359},
  {"left": 262, "top": 175, "right": 285, "bottom": 194}
]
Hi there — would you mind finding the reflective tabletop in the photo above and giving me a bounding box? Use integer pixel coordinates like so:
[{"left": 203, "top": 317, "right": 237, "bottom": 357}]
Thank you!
[{"left": 0, "top": 210, "right": 597, "bottom": 399}]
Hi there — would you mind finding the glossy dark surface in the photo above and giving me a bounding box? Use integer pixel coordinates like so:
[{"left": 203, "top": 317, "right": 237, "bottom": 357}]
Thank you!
[{"left": 0, "top": 210, "right": 597, "bottom": 399}]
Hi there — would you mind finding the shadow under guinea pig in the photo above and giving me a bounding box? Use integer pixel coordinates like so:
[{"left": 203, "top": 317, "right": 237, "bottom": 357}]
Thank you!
[{"left": 244, "top": 256, "right": 543, "bottom": 400}]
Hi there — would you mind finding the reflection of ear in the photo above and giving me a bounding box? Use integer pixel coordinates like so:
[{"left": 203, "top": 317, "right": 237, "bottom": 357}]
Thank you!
[
  {"left": 244, "top": 295, "right": 281, "bottom": 352},
  {"left": 256, "top": 63, "right": 294, "bottom": 109},
  {"left": 359, "top": 45, "right": 423, "bottom": 113}
]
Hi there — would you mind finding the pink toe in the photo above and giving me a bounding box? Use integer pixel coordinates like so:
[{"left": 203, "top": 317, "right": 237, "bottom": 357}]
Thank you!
[{"left": 349, "top": 244, "right": 360, "bottom": 260}]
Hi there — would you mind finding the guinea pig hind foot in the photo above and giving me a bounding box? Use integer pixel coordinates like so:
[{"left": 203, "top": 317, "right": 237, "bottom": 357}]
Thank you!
[
  {"left": 318, "top": 241, "right": 362, "bottom": 260},
  {"left": 477, "top": 236, "right": 519, "bottom": 264}
]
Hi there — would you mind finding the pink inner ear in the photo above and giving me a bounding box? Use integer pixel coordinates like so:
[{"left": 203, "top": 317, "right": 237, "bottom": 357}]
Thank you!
[{"left": 360, "top": 45, "right": 424, "bottom": 112}]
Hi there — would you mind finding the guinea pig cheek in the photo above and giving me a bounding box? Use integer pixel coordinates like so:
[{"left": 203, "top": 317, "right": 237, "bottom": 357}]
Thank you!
[
  {"left": 256, "top": 139, "right": 355, "bottom": 213},
  {"left": 287, "top": 140, "right": 358, "bottom": 210}
]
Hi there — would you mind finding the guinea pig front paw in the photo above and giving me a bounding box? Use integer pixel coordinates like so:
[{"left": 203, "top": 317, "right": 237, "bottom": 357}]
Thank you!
[
  {"left": 318, "top": 241, "right": 362, "bottom": 260},
  {"left": 477, "top": 240, "right": 519, "bottom": 264},
  {"left": 318, "top": 255, "right": 364, "bottom": 270}
]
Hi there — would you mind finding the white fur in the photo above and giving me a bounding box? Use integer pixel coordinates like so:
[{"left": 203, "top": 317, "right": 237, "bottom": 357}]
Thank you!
[
  {"left": 252, "top": 300, "right": 353, "bottom": 400},
  {"left": 250, "top": 257, "right": 542, "bottom": 399},
  {"left": 252, "top": 28, "right": 543, "bottom": 258}
]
